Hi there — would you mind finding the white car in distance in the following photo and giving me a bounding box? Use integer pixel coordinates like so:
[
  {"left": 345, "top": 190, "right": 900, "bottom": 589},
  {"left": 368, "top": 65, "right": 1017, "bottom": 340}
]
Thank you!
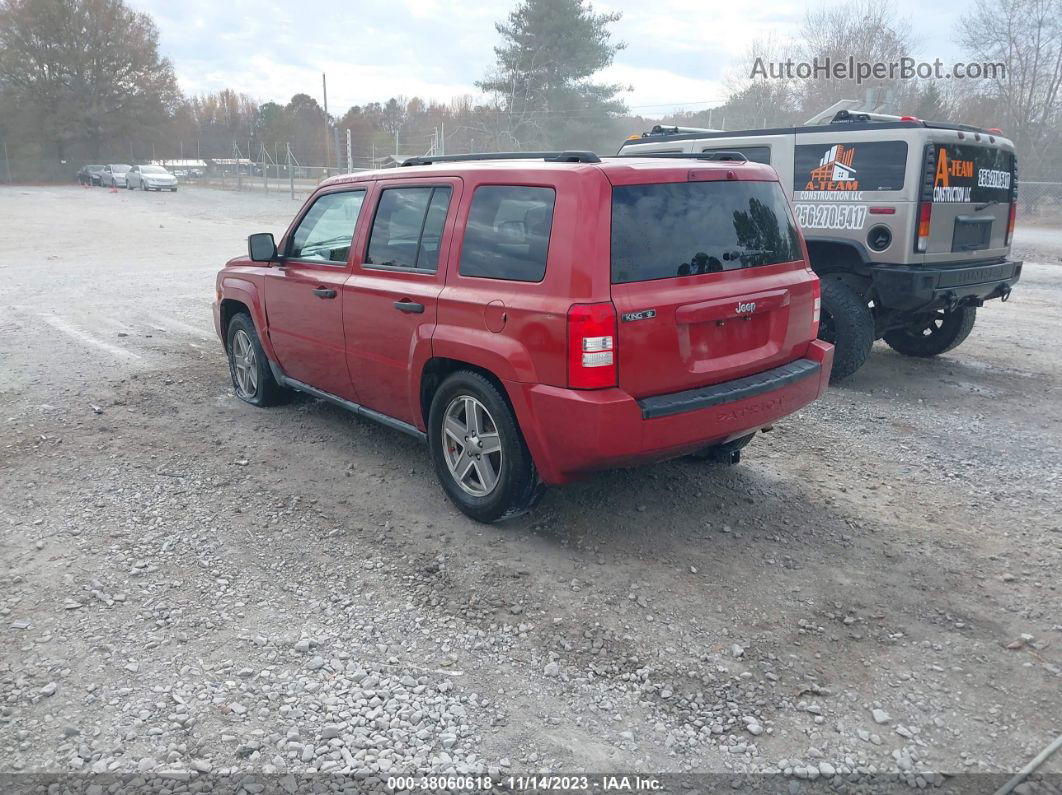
[{"left": 128, "top": 165, "right": 178, "bottom": 192}]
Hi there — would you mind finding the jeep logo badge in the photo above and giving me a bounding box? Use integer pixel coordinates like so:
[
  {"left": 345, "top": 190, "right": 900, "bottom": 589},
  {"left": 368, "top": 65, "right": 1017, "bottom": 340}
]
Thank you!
[{"left": 735, "top": 301, "right": 756, "bottom": 314}]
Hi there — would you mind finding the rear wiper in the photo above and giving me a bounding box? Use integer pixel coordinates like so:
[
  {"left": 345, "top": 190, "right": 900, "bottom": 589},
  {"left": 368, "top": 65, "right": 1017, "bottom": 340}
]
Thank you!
[{"left": 733, "top": 249, "right": 774, "bottom": 266}]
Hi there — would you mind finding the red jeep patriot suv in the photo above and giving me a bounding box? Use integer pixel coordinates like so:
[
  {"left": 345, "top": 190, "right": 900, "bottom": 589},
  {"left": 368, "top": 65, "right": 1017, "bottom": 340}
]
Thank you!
[{"left": 214, "top": 151, "right": 834, "bottom": 522}]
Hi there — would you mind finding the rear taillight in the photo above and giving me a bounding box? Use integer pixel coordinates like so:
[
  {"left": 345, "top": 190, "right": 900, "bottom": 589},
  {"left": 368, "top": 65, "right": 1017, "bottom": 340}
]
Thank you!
[
  {"left": 1006, "top": 159, "right": 1018, "bottom": 246},
  {"left": 915, "top": 145, "right": 936, "bottom": 254},
  {"left": 915, "top": 202, "right": 932, "bottom": 253},
  {"left": 567, "top": 302, "right": 617, "bottom": 389},
  {"left": 811, "top": 280, "right": 822, "bottom": 336}
]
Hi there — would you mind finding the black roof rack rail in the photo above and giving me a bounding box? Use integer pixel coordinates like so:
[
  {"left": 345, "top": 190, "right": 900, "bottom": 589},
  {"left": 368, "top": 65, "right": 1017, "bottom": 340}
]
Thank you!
[
  {"left": 401, "top": 151, "right": 600, "bottom": 167},
  {"left": 643, "top": 124, "right": 717, "bottom": 137},
  {"left": 614, "top": 151, "right": 749, "bottom": 163}
]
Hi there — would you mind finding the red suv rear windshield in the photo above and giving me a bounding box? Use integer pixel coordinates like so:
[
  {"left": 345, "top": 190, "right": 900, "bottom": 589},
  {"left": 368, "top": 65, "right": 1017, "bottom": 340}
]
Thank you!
[{"left": 610, "top": 181, "right": 801, "bottom": 284}]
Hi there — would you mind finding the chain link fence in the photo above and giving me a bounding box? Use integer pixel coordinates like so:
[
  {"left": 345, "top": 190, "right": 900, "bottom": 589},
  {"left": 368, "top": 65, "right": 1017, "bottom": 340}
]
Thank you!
[
  {"left": 3, "top": 148, "right": 1061, "bottom": 228},
  {"left": 1019, "top": 181, "right": 1062, "bottom": 224},
  {"left": 188, "top": 163, "right": 344, "bottom": 198}
]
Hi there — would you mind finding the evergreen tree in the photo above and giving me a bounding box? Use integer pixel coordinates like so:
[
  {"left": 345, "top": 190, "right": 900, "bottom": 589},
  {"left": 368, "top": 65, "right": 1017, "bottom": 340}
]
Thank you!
[{"left": 476, "top": 0, "right": 628, "bottom": 151}]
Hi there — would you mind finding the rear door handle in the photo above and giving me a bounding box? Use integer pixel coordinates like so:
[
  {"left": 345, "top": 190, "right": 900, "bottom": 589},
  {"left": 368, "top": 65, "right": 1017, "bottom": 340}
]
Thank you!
[
  {"left": 313, "top": 287, "right": 337, "bottom": 299},
  {"left": 394, "top": 300, "right": 424, "bottom": 314}
]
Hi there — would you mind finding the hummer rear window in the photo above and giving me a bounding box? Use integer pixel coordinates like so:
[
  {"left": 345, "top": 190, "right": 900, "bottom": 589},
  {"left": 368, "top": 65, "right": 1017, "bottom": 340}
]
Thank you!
[{"left": 610, "top": 181, "right": 802, "bottom": 284}]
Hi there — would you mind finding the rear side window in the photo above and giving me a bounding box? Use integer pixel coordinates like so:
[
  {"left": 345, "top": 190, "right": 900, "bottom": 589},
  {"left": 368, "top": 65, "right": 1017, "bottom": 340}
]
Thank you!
[
  {"left": 702, "top": 145, "right": 772, "bottom": 165},
  {"left": 366, "top": 186, "right": 453, "bottom": 271},
  {"left": 794, "top": 141, "right": 908, "bottom": 193},
  {"left": 610, "top": 181, "right": 801, "bottom": 284},
  {"left": 459, "top": 186, "right": 555, "bottom": 282}
]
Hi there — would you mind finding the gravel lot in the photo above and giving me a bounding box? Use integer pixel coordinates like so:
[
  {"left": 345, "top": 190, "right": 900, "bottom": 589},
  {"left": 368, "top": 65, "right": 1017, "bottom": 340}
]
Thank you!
[{"left": 1, "top": 186, "right": 1059, "bottom": 793}]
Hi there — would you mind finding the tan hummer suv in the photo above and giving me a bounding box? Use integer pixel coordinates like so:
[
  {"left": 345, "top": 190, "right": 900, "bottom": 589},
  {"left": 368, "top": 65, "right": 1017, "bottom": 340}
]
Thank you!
[{"left": 619, "top": 110, "right": 1022, "bottom": 379}]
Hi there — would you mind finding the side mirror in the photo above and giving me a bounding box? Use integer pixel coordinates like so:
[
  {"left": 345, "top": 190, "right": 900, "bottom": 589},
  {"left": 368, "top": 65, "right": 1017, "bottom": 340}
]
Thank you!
[{"left": 248, "top": 233, "right": 277, "bottom": 262}]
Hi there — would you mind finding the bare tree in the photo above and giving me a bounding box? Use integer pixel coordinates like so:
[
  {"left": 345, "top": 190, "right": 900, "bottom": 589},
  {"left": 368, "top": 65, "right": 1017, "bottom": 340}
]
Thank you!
[
  {"left": 797, "top": 0, "right": 917, "bottom": 117},
  {"left": 720, "top": 33, "right": 804, "bottom": 129},
  {"left": 959, "top": 0, "right": 1062, "bottom": 160},
  {"left": 0, "top": 0, "right": 179, "bottom": 159}
]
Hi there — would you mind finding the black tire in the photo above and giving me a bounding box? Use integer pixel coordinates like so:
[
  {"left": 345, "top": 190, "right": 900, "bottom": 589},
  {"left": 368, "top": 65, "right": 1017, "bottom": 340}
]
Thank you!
[
  {"left": 883, "top": 306, "right": 977, "bottom": 357},
  {"left": 225, "top": 313, "right": 289, "bottom": 407},
  {"left": 428, "top": 371, "right": 542, "bottom": 523},
  {"left": 687, "top": 432, "right": 755, "bottom": 463},
  {"left": 818, "top": 279, "right": 874, "bottom": 381}
]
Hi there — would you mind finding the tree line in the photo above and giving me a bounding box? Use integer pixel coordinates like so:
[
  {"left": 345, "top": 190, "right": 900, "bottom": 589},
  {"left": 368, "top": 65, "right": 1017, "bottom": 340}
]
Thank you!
[{"left": 0, "top": 0, "right": 1059, "bottom": 181}]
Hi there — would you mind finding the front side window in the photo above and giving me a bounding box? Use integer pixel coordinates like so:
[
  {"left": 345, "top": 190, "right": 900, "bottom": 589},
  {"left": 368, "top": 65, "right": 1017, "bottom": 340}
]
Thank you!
[
  {"left": 365, "top": 186, "right": 453, "bottom": 271},
  {"left": 610, "top": 181, "right": 801, "bottom": 283},
  {"left": 458, "top": 186, "right": 556, "bottom": 282},
  {"left": 288, "top": 190, "right": 366, "bottom": 264}
]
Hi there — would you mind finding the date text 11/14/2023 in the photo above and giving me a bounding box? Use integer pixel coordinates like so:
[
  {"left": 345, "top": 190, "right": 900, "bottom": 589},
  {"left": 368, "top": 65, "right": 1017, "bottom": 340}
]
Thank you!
[{"left": 386, "top": 775, "right": 665, "bottom": 791}]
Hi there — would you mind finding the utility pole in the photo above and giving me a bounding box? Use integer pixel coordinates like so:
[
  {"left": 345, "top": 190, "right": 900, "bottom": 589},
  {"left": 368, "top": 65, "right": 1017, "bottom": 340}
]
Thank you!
[
  {"left": 440, "top": 122, "right": 445, "bottom": 156},
  {"left": 3, "top": 142, "right": 11, "bottom": 184},
  {"left": 322, "top": 73, "right": 330, "bottom": 175},
  {"left": 346, "top": 129, "right": 353, "bottom": 172},
  {"left": 287, "top": 142, "right": 294, "bottom": 200}
]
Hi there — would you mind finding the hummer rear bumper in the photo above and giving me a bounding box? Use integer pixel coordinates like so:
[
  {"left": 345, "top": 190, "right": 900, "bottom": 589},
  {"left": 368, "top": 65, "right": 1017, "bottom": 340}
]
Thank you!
[{"left": 870, "top": 259, "right": 1022, "bottom": 312}]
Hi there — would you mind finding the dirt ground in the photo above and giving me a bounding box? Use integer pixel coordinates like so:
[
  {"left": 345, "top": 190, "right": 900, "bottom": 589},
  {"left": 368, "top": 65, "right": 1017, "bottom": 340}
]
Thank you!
[{"left": 1, "top": 185, "right": 1059, "bottom": 793}]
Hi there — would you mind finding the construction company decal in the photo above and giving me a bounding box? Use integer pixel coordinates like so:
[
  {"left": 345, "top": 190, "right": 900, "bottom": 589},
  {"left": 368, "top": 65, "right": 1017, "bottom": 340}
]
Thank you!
[
  {"left": 794, "top": 140, "right": 908, "bottom": 200},
  {"left": 931, "top": 144, "right": 1015, "bottom": 204},
  {"left": 806, "top": 144, "right": 859, "bottom": 191},
  {"left": 933, "top": 149, "right": 975, "bottom": 202},
  {"left": 794, "top": 202, "right": 868, "bottom": 230}
]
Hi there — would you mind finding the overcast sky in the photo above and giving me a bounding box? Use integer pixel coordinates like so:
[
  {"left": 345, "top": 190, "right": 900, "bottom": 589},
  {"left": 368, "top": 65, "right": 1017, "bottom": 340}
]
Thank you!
[{"left": 129, "top": 0, "right": 966, "bottom": 119}]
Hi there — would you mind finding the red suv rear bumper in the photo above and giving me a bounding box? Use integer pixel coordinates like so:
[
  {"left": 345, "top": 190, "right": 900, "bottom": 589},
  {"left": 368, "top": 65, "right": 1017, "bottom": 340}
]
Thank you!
[{"left": 506, "top": 340, "right": 833, "bottom": 485}]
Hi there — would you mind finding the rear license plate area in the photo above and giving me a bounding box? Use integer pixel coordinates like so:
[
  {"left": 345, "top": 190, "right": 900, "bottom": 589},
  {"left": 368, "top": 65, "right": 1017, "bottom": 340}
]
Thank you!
[
  {"left": 686, "top": 314, "right": 771, "bottom": 361},
  {"left": 952, "top": 216, "right": 992, "bottom": 252}
]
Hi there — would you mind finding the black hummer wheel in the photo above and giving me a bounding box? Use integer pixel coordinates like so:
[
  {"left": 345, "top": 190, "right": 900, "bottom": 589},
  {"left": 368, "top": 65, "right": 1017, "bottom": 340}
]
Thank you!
[
  {"left": 883, "top": 306, "right": 977, "bottom": 357},
  {"left": 818, "top": 279, "right": 874, "bottom": 381},
  {"left": 428, "top": 371, "right": 543, "bottom": 523}
]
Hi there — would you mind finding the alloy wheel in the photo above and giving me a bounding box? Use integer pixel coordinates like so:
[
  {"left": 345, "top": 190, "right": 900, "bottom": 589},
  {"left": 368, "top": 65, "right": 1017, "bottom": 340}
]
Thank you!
[
  {"left": 441, "top": 395, "right": 503, "bottom": 496},
  {"left": 231, "top": 329, "right": 258, "bottom": 398}
]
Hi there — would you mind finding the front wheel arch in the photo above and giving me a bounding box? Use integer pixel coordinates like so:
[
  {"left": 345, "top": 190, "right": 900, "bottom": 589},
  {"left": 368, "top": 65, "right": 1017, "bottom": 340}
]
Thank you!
[{"left": 219, "top": 298, "right": 252, "bottom": 349}]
